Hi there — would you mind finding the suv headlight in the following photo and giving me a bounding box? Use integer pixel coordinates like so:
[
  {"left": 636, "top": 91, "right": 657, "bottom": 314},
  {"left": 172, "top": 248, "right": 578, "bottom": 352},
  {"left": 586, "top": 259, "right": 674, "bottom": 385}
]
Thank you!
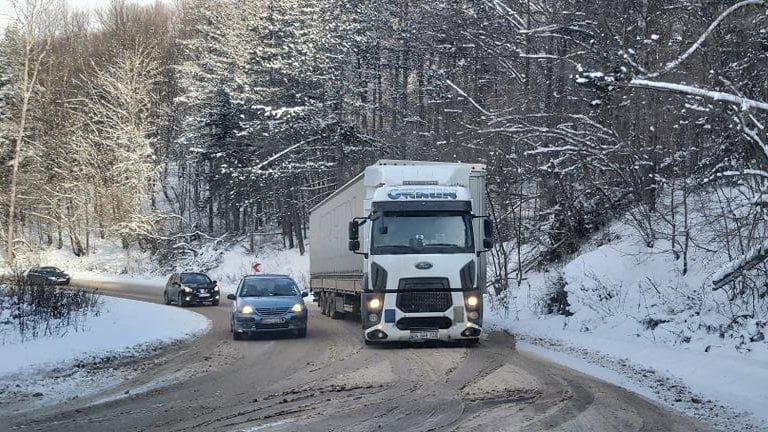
[
  {"left": 291, "top": 303, "right": 305, "bottom": 313},
  {"left": 182, "top": 286, "right": 193, "bottom": 293},
  {"left": 240, "top": 305, "right": 254, "bottom": 314}
]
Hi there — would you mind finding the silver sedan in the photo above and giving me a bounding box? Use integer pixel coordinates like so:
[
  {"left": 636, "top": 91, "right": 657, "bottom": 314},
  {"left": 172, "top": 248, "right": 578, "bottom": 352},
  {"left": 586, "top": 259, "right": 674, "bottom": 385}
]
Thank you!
[{"left": 227, "top": 274, "right": 309, "bottom": 340}]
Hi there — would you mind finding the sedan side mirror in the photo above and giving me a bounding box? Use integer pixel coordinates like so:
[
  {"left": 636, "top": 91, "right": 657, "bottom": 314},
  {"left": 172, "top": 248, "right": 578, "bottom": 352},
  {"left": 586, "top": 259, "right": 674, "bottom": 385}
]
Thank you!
[
  {"left": 301, "top": 291, "right": 309, "bottom": 298},
  {"left": 226, "top": 294, "right": 236, "bottom": 300}
]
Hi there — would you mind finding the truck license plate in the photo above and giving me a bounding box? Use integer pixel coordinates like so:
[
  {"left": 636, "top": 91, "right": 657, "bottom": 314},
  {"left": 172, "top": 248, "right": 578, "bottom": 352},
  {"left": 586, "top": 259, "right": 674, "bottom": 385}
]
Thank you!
[
  {"left": 409, "top": 330, "right": 439, "bottom": 341},
  {"left": 261, "top": 318, "right": 285, "bottom": 324}
]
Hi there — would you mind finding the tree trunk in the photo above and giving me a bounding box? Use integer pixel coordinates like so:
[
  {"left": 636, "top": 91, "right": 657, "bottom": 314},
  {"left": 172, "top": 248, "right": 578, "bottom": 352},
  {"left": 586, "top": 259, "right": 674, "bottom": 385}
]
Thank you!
[
  {"left": 69, "top": 228, "right": 85, "bottom": 257},
  {"left": 294, "top": 211, "right": 305, "bottom": 255}
]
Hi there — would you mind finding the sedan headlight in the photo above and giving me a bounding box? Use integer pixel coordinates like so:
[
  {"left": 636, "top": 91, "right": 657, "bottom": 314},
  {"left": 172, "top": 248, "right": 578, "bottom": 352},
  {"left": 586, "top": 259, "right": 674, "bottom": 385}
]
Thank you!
[
  {"left": 182, "top": 286, "right": 193, "bottom": 293},
  {"left": 240, "top": 305, "right": 254, "bottom": 314},
  {"left": 291, "top": 303, "right": 305, "bottom": 313}
]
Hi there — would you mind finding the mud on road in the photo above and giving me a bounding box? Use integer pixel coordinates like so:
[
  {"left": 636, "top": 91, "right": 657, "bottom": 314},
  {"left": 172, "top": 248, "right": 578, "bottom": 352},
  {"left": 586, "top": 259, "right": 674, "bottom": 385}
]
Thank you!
[{"left": 1, "top": 282, "right": 716, "bottom": 432}]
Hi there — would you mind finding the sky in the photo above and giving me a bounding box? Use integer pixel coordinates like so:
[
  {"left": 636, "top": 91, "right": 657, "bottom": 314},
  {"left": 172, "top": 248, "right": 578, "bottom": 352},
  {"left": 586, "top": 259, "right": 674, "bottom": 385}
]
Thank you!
[
  {"left": 0, "top": 0, "right": 165, "bottom": 28},
  {"left": 1, "top": 227, "right": 767, "bottom": 432}
]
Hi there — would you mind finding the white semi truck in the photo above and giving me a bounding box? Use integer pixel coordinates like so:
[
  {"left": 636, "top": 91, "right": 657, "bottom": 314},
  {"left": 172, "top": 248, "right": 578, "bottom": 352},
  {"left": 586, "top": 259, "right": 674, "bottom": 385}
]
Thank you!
[{"left": 309, "top": 160, "right": 493, "bottom": 344}]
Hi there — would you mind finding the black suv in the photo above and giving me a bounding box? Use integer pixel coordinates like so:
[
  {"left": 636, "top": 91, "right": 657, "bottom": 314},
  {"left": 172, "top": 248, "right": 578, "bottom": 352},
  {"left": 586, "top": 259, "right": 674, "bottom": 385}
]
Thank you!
[
  {"left": 26, "top": 266, "right": 70, "bottom": 286},
  {"left": 164, "top": 272, "right": 220, "bottom": 306}
]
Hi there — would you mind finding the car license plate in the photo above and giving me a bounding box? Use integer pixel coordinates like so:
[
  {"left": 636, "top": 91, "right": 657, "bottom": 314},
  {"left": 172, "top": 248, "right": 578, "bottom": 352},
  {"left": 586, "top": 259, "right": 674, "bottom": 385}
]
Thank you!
[
  {"left": 198, "top": 293, "right": 210, "bottom": 297},
  {"left": 261, "top": 318, "right": 285, "bottom": 324},
  {"left": 409, "top": 330, "right": 439, "bottom": 341}
]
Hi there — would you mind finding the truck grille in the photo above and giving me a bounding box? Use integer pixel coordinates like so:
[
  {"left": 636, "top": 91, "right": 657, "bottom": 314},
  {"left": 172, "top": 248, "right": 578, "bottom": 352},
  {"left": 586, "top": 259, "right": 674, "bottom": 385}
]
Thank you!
[
  {"left": 255, "top": 306, "right": 290, "bottom": 316},
  {"left": 398, "top": 278, "right": 449, "bottom": 290},
  {"left": 396, "top": 317, "right": 453, "bottom": 330},
  {"left": 397, "top": 291, "right": 452, "bottom": 313}
]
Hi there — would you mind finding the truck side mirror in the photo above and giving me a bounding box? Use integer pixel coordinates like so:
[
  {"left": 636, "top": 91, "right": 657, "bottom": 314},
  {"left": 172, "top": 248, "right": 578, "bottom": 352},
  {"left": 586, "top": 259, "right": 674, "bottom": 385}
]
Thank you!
[
  {"left": 483, "top": 238, "right": 493, "bottom": 249},
  {"left": 349, "top": 240, "right": 361, "bottom": 251},
  {"left": 348, "top": 221, "right": 359, "bottom": 241},
  {"left": 483, "top": 219, "right": 493, "bottom": 239}
]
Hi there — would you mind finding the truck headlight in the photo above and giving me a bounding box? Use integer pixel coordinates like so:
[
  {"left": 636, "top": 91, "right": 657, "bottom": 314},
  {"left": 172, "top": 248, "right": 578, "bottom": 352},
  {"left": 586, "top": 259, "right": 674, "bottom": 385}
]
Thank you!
[
  {"left": 291, "top": 303, "right": 305, "bottom": 313},
  {"left": 466, "top": 296, "right": 479, "bottom": 308},
  {"left": 240, "top": 305, "right": 254, "bottom": 314},
  {"left": 368, "top": 298, "right": 382, "bottom": 310}
]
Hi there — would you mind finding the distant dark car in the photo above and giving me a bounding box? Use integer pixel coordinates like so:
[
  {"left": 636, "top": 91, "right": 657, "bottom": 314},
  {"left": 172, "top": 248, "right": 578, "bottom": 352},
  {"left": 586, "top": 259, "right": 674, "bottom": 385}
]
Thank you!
[
  {"left": 26, "top": 266, "right": 70, "bottom": 286},
  {"left": 227, "top": 274, "right": 308, "bottom": 340},
  {"left": 164, "top": 272, "right": 220, "bottom": 307}
]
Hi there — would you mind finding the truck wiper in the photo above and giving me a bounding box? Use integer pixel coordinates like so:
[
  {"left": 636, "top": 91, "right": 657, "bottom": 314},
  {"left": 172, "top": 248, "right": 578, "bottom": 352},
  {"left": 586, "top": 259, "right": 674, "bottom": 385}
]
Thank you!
[{"left": 382, "top": 245, "right": 421, "bottom": 253}]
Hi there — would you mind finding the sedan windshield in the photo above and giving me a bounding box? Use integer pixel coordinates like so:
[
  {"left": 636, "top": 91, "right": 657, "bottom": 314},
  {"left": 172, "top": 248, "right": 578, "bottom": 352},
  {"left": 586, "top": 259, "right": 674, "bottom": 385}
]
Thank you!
[
  {"left": 39, "top": 267, "right": 62, "bottom": 273},
  {"left": 180, "top": 273, "right": 212, "bottom": 284},
  {"left": 239, "top": 279, "right": 298, "bottom": 297},
  {"left": 371, "top": 211, "right": 474, "bottom": 255}
]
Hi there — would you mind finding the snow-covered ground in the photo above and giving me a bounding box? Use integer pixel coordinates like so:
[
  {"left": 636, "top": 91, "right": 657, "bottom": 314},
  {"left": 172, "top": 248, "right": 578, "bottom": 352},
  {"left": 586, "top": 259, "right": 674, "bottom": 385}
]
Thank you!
[{"left": 1, "top": 224, "right": 767, "bottom": 431}]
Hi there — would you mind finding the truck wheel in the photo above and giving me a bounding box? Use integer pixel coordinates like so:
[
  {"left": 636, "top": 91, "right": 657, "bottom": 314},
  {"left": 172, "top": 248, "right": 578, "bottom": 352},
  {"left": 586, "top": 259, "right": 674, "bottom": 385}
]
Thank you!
[
  {"left": 320, "top": 294, "right": 328, "bottom": 316},
  {"left": 464, "top": 338, "right": 479, "bottom": 347},
  {"left": 324, "top": 294, "right": 332, "bottom": 317},
  {"left": 330, "top": 296, "right": 342, "bottom": 320}
]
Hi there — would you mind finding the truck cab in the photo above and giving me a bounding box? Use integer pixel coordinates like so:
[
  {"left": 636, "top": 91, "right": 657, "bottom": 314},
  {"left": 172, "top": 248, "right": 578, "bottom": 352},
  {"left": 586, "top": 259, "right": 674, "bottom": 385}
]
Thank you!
[{"left": 349, "top": 162, "right": 493, "bottom": 344}]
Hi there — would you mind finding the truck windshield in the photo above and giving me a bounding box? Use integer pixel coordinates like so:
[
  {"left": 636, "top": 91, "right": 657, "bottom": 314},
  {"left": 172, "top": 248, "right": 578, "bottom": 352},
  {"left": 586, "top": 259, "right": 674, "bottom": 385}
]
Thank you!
[{"left": 371, "top": 211, "right": 474, "bottom": 255}]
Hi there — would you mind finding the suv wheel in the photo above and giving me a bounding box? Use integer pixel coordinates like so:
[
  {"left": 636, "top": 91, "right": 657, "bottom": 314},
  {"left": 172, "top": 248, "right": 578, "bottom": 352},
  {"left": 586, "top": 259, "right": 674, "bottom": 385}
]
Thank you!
[
  {"left": 177, "top": 292, "right": 186, "bottom": 307},
  {"left": 163, "top": 291, "right": 172, "bottom": 305}
]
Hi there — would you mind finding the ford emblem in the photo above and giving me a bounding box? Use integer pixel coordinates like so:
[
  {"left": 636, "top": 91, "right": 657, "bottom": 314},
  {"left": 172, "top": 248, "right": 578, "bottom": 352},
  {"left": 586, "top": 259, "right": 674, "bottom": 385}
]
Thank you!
[{"left": 415, "top": 262, "right": 433, "bottom": 270}]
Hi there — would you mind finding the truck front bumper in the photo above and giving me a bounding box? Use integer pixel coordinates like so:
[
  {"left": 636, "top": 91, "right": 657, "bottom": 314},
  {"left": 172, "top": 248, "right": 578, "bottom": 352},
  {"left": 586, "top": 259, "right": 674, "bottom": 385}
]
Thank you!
[{"left": 364, "top": 321, "right": 481, "bottom": 343}]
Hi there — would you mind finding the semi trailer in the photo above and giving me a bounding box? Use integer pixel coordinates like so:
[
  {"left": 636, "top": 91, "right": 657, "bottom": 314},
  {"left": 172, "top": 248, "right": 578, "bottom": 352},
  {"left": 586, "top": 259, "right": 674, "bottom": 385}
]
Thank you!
[{"left": 309, "top": 160, "right": 493, "bottom": 344}]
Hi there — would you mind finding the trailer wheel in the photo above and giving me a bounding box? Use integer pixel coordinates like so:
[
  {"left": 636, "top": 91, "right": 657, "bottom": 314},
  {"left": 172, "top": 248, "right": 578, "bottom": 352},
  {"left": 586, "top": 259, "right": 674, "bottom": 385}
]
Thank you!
[
  {"left": 330, "top": 296, "right": 342, "bottom": 320},
  {"left": 320, "top": 293, "right": 328, "bottom": 316}
]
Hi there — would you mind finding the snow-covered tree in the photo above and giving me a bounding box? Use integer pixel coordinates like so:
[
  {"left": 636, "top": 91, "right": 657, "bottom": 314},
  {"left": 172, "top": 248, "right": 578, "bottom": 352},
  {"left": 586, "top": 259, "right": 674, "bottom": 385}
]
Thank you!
[
  {"left": 75, "top": 45, "right": 163, "bottom": 251},
  {"left": 2, "top": 0, "right": 63, "bottom": 264}
]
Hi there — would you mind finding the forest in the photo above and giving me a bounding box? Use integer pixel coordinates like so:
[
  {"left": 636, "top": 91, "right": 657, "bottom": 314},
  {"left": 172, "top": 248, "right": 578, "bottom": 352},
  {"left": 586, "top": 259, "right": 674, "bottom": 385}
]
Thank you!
[{"left": 1, "top": 0, "right": 767, "bottom": 312}]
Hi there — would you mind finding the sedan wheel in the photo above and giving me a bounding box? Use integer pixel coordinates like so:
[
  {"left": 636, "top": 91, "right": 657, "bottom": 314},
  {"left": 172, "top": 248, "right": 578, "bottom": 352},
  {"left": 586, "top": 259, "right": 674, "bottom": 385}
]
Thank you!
[{"left": 177, "top": 292, "right": 186, "bottom": 307}]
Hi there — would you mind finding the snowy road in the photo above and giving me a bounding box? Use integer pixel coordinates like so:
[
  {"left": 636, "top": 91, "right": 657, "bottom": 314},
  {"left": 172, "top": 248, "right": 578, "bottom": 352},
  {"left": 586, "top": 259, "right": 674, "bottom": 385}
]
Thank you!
[{"left": 2, "top": 280, "right": 717, "bottom": 432}]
